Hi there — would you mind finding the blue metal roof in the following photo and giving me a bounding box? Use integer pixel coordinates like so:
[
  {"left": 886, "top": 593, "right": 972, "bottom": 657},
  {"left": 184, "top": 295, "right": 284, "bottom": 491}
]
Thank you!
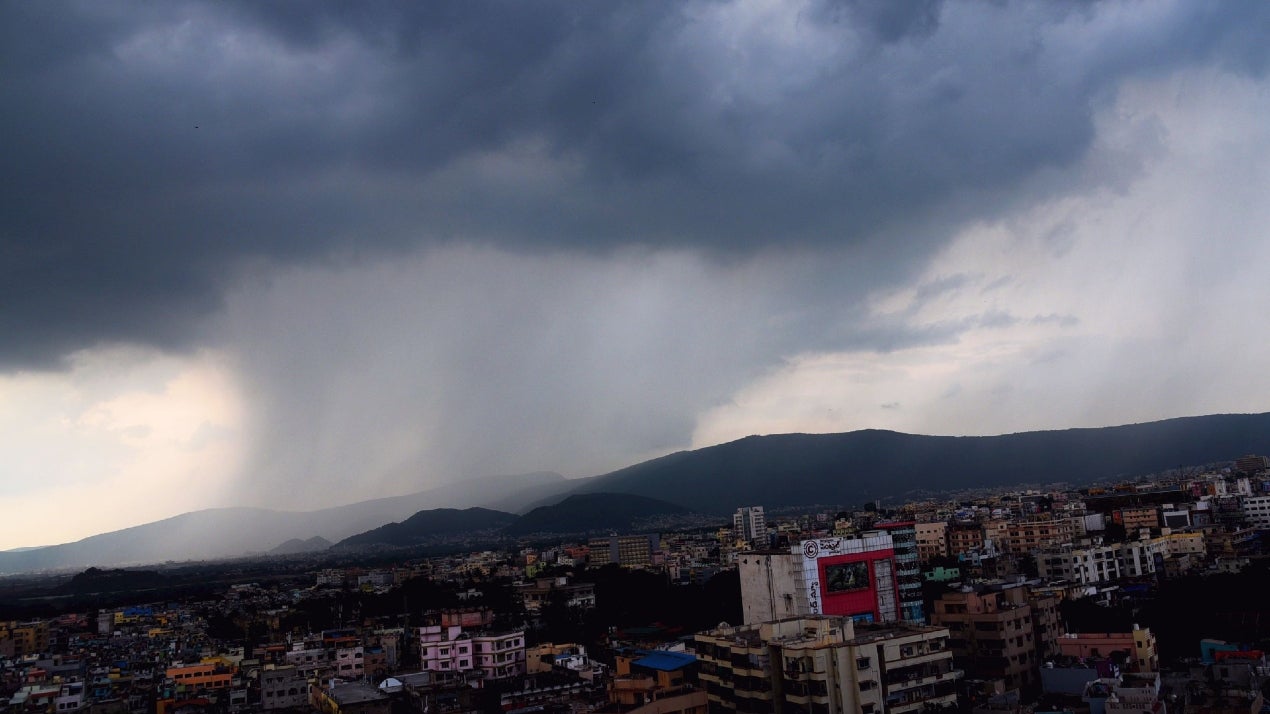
[{"left": 633, "top": 651, "right": 697, "bottom": 672}]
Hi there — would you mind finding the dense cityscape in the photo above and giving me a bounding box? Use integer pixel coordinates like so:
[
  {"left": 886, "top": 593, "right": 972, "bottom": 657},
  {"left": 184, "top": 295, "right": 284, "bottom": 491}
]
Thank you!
[
  {"left": 8, "top": 2, "right": 1270, "bottom": 714},
  {"left": 3, "top": 455, "right": 1269, "bottom": 714}
]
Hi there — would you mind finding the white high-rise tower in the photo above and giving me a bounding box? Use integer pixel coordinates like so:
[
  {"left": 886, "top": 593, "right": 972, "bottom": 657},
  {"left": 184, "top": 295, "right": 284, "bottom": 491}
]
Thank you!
[{"left": 732, "top": 505, "right": 768, "bottom": 545}]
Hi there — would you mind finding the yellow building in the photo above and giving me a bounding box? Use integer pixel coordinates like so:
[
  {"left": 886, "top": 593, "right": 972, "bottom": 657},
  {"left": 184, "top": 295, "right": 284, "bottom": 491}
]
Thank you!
[{"left": 0, "top": 621, "right": 49, "bottom": 657}]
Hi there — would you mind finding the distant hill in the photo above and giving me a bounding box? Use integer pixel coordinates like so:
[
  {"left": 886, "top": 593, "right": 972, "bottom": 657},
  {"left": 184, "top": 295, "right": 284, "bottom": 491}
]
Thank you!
[
  {"left": 56, "top": 567, "right": 167, "bottom": 596},
  {"left": 503, "top": 493, "right": 689, "bottom": 536},
  {"left": 269, "top": 536, "right": 332, "bottom": 555},
  {"left": 7, "top": 412, "right": 1270, "bottom": 574},
  {"left": 562, "top": 412, "right": 1270, "bottom": 513},
  {"left": 0, "top": 471, "right": 568, "bottom": 574},
  {"left": 335, "top": 508, "right": 519, "bottom": 549}
]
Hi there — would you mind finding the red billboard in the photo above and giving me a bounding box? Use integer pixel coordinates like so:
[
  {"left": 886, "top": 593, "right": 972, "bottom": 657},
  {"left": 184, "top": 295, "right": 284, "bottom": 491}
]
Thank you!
[{"left": 816, "top": 549, "right": 897, "bottom": 622}]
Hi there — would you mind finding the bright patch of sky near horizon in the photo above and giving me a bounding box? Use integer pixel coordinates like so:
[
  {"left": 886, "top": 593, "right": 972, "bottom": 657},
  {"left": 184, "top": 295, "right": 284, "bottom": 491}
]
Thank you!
[{"left": 3, "top": 2, "right": 1270, "bottom": 549}]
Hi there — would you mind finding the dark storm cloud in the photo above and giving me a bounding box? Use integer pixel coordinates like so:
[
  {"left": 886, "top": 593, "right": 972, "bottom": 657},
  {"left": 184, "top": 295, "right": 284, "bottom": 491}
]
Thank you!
[{"left": 3, "top": 0, "right": 1269, "bottom": 368}]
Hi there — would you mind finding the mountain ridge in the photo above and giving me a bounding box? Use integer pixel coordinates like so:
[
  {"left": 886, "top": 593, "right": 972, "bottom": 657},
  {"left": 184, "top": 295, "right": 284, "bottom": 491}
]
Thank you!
[
  {"left": 0, "top": 471, "right": 569, "bottom": 573},
  {"left": 562, "top": 412, "right": 1270, "bottom": 512},
  {"left": 5, "top": 412, "right": 1270, "bottom": 573}
]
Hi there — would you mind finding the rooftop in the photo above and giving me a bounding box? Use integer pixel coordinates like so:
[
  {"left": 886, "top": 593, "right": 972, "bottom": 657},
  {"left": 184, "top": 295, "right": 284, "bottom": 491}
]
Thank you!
[{"left": 632, "top": 651, "right": 697, "bottom": 672}]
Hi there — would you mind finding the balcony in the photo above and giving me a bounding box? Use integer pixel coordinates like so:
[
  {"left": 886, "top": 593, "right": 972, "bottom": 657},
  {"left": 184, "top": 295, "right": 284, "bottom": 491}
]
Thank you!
[
  {"left": 886, "top": 667, "right": 963, "bottom": 692},
  {"left": 785, "top": 690, "right": 811, "bottom": 706},
  {"left": 783, "top": 667, "right": 808, "bottom": 682},
  {"left": 885, "top": 680, "right": 960, "bottom": 714}
]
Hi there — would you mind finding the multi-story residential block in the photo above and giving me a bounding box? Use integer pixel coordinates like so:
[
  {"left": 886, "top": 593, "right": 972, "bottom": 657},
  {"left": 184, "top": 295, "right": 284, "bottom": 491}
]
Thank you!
[
  {"left": 472, "top": 630, "right": 526, "bottom": 684},
  {"left": 1037, "top": 538, "right": 1167, "bottom": 584},
  {"left": 947, "top": 524, "right": 984, "bottom": 556},
  {"left": 1038, "top": 544, "right": 1122, "bottom": 584},
  {"left": 418, "top": 625, "right": 475, "bottom": 678},
  {"left": 931, "top": 584, "right": 1039, "bottom": 692},
  {"left": 588, "top": 534, "right": 660, "bottom": 568},
  {"left": 1241, "top": 495, "right": 1270, "bottom": 528},
  {"left": 915, "top": 522, "right": 948, "bottom": 563},
  {"left": 1004, "top": 516, "right": 1074, "bottom": 555},
  {"left": 1203, "top": 526, "right": 1261, "bottom": 559},
  {"left": 260, "top": 665, "right": 308, "bottom": 710},
  {"left": 334, "top": 645, "right": 364, "bottom": 680},
  {"left": 733, "top": 506, "right": 769, "bottom": 546},
  {"left": 692, "top": 615, "right": 960, "bottom": 714},
  {"left": 1029, "top": 591, "right": 1064, "bottom": 662},
  {"left": 0, "top": 621, "right": 50, "bottom": 657},
  {"left": 1112, "top": 507, "right": 1161, "bottom": 531}
]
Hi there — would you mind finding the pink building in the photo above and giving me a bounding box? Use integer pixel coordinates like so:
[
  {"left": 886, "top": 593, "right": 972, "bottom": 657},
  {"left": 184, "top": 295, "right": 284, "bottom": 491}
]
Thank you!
[
  {"left": 418, "top": 625, "right": 475, "bottom": 676},
  {"left": 472, "top": 631, "right": 526, "bottom": 683},
  {"left": 417, "top": 624, "right": 526, "bottom": 686}
]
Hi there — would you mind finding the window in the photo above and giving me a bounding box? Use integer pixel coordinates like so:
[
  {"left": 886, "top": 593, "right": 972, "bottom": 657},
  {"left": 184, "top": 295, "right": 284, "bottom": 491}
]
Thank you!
[{"left": 857, "top": 657, "right": 871, "bottom": 670}]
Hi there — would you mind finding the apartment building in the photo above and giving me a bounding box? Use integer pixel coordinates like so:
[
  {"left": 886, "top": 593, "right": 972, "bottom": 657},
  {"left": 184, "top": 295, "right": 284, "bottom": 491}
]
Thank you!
[
  {"left": 914, "top": 523, "right": 948, "bottom": 564},
  {"left": 589, "top": 534, "right": 660, "bottom": 568},
  {"left": 734, "top": 506, "right": 769, "bottom": 545},
  {"left": 334, "top": 645, "right": 364, "bottom": 680},
  {"left": 0, "top": 621, "right": 50, "bottom": 657},
  {"left": 1003, "top": 517, "right": 1074, "bottom": 555},
  {"left": 947, "top": 524, "right": 984, "bottom": 557},
  {"left": 1242, "top": 495, "right": 1270, "bottom": 529},
  {"left": 1158, "top": 531, "right": 1206, "bottom": 559},
  {"left": 472, "top": 630, "right": 527, "bottom": 684},
  {"left": 1037, "top": 538, "right": 1166, "bottom": 585},
  {"left": 418, "top": 625, "right": 475, "bottom": 678},
  {"left": 1112, "top": 507, "right": 1161, "bottom": 531},
  {"left": 260, "top": 665, "right": 308, "bottom": 710},
  {"left": 417, "top": 625, "right": 525, "bottom": 686},
  {"left": 692, "top": 615, "right": 959, "bottom": 714},
  {"left": 931, "top": 585, "right": 1040, "bottom": 692}
]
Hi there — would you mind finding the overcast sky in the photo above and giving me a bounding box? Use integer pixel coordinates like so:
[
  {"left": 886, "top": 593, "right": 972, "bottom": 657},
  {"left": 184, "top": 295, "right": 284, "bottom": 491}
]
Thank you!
[{"left": 4, "top": 0, "right": 1270, "bottom": 549}]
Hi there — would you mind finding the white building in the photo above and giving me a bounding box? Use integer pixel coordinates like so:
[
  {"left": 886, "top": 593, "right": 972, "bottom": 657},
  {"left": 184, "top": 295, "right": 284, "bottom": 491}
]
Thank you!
[
  {"left": 473, "top": 631, "right": 526, "bottom": 684},
  {"left": 1037, "top": 539, "right": 1167, "bottom": 584},
  {"left": 1241, "top": 495, "right": 1270, "bottom": 528},
  {"left": 733, "top": 506, "right": 768, "bottom": 545},
  {"left": 738, "top": 550, "right": 809, "bottom": 625}
]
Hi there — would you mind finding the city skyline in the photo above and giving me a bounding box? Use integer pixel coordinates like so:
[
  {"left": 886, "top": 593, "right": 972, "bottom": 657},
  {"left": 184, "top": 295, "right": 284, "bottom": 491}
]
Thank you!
[{"left": 5, "top": 1, "right": 1270, "bottom": 550}]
